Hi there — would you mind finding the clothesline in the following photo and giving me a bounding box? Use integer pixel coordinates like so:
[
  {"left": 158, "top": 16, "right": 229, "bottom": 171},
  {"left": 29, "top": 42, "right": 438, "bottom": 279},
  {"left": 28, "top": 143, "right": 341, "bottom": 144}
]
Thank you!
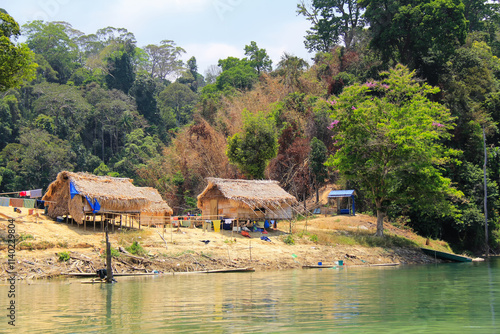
[
  {"left": 0, "top": 188, "right": 43, "bottom": 198},
  {"left": 0, "top": 197, "right": 45, "bottom": 209}
]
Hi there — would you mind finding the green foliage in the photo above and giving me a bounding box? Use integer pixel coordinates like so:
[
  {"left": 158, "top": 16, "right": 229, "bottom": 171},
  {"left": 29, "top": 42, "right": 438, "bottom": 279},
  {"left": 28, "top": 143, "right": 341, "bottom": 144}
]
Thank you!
[
  {"left": 0, "top": 12, "right": 37, "bottom": 90},
  {"left": 58, "top": 251, "right": 70, "bottom": 262},
  {"left": 22, "top": 20, "right": 79, "bottom": 84},
  {"left": 283, "top": 234, "right": 295, "bottom": 245},
  {"left": 360, "top": 0, "right": 468, "bottom": 82},
  {"left": 158, "top": 82, "right": 198, "bottom": 131},
  {"left": 226, "top": 110, "right": 278, "bottom": 179},
  {"left": 102, "top": 247, "right": 121, "bottom": 258},
  {"left": 309, "top": 234, "right": 318, "bottom": 243},
  {"left": 297, "top": 0, "right": 365, "bottom": 52},
  {"left": 244, "top": 41, "right": 272, "bottom": 74},
  {"left": 126, "top": 241, "right": 147, "bottom": 256},
  {"left": 327, "top": 65, "right": 462, "bottom": 236},
  {"left": 309, "top": 137, "right": 328, "bottom": 190}
]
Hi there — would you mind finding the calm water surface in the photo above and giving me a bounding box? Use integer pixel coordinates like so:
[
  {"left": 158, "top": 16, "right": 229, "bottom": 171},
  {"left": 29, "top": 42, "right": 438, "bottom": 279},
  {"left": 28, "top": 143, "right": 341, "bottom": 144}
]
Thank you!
[{"left": 2, "top": 258, "right": 500, "bottom": 333}]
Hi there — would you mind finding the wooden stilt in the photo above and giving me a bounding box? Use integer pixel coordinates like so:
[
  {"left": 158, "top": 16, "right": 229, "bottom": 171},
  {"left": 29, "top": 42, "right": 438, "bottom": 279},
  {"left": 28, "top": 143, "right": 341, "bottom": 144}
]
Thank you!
[
  {"left": 112, "top": 214, "right": 115, "bottom": 233},
  {"left": 93, "top": 214, "right": 96, "bottom": 231},
  {"left": 120, "top": 215, "right": 122, "bottom": 230},
  {"left": 105, "top": 226, "right": 114, "bottom": 283}
]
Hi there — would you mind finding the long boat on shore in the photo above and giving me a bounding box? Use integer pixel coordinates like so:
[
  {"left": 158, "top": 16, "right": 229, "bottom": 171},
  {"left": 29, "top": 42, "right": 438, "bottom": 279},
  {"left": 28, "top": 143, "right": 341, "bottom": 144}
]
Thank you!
[{"left": 421, "top": 248, "right": 473, "bottom": 262}]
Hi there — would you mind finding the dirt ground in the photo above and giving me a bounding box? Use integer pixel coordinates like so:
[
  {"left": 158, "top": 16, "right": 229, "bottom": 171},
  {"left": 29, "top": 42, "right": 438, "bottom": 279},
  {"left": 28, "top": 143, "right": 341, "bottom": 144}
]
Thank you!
[{"left": 0, "top": 203, "right": 447, "bottom": 280}]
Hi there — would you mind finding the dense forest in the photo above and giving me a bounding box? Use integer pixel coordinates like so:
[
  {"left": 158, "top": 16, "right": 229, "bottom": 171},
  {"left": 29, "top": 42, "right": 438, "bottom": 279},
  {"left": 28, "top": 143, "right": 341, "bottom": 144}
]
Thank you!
[{"left": 1, "top": 1, "right": 500, "bottom": 253}]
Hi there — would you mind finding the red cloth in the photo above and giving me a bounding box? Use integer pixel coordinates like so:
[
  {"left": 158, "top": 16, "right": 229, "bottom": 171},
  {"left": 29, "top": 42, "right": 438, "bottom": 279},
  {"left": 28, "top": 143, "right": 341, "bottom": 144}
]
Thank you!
[
  {"left": 19, "top": 191, "right": 27, "bottom": 197},
  {"left": 241, "top": 231, "right": 251, "bottom": 238}
]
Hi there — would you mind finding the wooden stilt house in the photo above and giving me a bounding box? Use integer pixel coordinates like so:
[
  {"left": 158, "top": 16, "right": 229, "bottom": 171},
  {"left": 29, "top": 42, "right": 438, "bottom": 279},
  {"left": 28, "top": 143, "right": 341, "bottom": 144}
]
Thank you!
[
  {"left": 197, "top": 178, "right": 298, "bottom": 220},
  {"left": 42, "top": 171, "right": 151, "bottom": 224},
  {"left": 138, "top": 187, "right": 173, "bottom": 227}
]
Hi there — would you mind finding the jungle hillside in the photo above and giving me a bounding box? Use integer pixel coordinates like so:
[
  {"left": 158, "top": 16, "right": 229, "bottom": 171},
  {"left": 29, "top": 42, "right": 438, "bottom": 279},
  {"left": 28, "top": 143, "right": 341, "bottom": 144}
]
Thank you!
[{"left": 1, "top": 1, "right": 500, "bottom": 254}]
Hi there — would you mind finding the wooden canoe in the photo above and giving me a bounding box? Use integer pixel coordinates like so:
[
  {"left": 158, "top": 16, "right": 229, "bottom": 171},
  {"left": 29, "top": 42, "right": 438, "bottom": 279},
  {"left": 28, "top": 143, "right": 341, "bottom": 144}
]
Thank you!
[{"left": 421, "top": 248, "right": 473, "bottom": 262}]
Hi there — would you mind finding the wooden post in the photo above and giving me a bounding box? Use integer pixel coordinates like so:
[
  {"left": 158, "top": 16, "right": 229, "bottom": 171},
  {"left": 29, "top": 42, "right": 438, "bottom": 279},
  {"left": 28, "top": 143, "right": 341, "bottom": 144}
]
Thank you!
[
  {"left": 84, "top": 216, "right": 86, "bottom": 231},
  {"left": 120, "top": 215, "right": 122, "bottom": 230},
  {"left": 93, "top": 213, "right": 96, "bottom": 231},
  {"left": 105, "top": 226, "right": 113, "bottom": 283},
  {"left": 112, "top": 214, "right": 115, "bottom": 233}
]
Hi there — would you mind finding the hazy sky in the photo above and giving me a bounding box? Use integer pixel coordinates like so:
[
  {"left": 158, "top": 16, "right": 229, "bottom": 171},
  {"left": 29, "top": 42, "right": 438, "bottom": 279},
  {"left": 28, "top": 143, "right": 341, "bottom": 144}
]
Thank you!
[{"left": 2, "top": 0, "right": 313, "bottom": 74}]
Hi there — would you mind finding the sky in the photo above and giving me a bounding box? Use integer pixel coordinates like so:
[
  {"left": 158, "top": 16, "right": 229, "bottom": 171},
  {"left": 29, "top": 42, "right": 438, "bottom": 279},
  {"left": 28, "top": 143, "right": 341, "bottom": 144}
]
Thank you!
[{"left": 1, "top": 0, "right": 313, "bottom": 75}]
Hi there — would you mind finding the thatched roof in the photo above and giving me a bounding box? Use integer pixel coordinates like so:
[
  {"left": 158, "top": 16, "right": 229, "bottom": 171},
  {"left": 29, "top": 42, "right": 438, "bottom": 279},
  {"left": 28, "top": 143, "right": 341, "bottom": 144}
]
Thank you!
[
  {"left": 42, "top": 171, "right": 152, "bottom": 220},
  {"left": 137, "top": 187, "right": 173, "bottom": 215},
  {"left": 197, "top": 178, "right": 298, "bottom": 209}
]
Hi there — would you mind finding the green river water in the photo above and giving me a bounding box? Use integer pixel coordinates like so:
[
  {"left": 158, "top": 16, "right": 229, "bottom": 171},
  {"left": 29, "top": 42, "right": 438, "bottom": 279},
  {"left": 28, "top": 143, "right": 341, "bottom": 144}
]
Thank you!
[{"left": 2, "top": 258, "right": 500, "bottom": 333}]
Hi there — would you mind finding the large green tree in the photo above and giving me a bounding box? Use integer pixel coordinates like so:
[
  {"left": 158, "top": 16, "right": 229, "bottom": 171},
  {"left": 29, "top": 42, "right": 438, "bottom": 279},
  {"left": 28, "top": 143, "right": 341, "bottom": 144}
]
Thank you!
[
  {"left": 297, "top": 0, "right": 365, "bottom": 52},
  {"left": 244, "top": 41, "right": 272, "bottom": 74},
  {"left": 327, "top": 65, "right": 462, "bottom": 236},
  {"left": 226, "top": 110, "right": 278, "bottom": 179},
  {"left": 0, "top": 11, "right": 37, "bottom": 91},
  {"left": 22, "top": 20, "right": 79, "bottom": 83},
  {"left": 360, "top": 0, "right": 468, "bottom": 83}
]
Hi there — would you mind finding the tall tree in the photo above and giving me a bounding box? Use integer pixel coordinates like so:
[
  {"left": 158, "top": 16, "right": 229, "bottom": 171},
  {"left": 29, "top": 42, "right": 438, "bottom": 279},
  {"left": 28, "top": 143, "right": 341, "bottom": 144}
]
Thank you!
[
  {"left": 275, "top": 53, "right": 309, "bottom": 91},
  {"left": 326, "top": 65, "right": 461, "bottom": 237},
  {"left": 297, "top": 0, "right": 365, "bottom": 52},
  {"left": 158, "top": 82, "right": 198, "bottom": 129},
  {"left": 0, "top": 11, "right": 37, "bottom": 90},
  {"left": 226, "top": 110, "right": 278, "bottom": 179},
  {"left": 309, "top": 137, "right": 328, "bottom": 202},
  {"left": 244, "top": 41, "right": 272, "bottom": 74},
  {"left": 143, "top": 40, "right": 185, "bottom": 80},
  {"left": 360, "top": 0, "right": 468, "bottom": 83},
  {"left": 22, "top": 20, "right": 80, "bottom": 83}
]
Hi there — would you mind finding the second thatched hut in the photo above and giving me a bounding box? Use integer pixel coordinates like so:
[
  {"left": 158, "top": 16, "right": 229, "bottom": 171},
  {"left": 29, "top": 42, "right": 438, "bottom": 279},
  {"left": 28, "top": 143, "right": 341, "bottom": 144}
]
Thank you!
[{"left": 197, "top": 178, "right": 298, "bottom": 221}]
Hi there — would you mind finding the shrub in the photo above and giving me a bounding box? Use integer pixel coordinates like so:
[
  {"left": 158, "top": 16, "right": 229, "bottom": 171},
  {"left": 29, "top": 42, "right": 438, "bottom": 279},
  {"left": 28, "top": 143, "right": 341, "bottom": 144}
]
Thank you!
[
  {"left": 126, "top": 241, "right": 147, "bottom": 256},
  {"left": 283, "top": 234, "right": 295, "bottom": 245},
  {"left": 58, "top": 251, "right": 70, "bottom": 262}
]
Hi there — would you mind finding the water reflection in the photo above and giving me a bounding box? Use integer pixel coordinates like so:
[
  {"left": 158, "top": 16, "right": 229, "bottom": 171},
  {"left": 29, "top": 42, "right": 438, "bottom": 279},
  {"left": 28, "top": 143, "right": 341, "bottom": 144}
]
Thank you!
[{"left": 2, "top": 259, "right": 500, "bottom": 333}]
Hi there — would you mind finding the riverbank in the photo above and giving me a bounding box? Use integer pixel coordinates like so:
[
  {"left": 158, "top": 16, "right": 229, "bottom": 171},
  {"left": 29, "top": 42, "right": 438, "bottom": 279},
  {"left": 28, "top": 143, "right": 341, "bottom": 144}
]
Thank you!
[{"left": 0, "top": 206, "right": 446, "bottom": 280}]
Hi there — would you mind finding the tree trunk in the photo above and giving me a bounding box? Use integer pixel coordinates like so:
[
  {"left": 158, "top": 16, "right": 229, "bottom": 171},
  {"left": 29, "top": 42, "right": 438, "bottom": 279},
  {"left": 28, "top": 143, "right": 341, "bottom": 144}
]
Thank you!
[
  {"left": 316, "top": 186, "right": 319, "bottom": 203},
  {"left": 375, "top": 199, "right": 384, "bottom": 237}
]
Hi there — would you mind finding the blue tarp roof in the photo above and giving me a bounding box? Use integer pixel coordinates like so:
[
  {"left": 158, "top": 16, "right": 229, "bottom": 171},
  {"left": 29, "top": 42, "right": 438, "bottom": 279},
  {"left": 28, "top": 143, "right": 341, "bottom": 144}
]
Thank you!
[{"left": 328, "top": 190, "right": 355, "bottom": 198}]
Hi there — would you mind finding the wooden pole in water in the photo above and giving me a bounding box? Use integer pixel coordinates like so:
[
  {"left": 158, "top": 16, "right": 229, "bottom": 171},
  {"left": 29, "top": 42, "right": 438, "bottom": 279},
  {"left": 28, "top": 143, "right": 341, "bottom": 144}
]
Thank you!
[
  {"left": 483, "top": 126, "right": 489, "bottom": 256},
  {"left": 105, "top": 226, "right": 113, "bottom": 283}
]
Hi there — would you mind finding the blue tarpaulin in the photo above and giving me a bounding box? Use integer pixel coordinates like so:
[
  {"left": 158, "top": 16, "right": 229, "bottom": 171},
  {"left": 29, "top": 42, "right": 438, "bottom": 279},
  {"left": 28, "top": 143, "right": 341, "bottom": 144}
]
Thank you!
[
  {"left": 70, "top": 181, "right": 79, "bottom": 199},
  {"left": 86, "top": 196, "right": 101, "bottom": 213}
]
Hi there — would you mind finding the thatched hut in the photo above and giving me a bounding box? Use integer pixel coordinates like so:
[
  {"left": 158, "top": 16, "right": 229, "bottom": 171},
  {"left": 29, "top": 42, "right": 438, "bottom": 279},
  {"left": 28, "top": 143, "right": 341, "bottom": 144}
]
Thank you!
[
  {"left": 43, "top": 171, "right": 151, "bottom": 224},
  {"left": 197, "top": 178, "right": 298, "bottom": 220},
  {"left": 138, "top": 187, "right": 173, "bottom": 227}
]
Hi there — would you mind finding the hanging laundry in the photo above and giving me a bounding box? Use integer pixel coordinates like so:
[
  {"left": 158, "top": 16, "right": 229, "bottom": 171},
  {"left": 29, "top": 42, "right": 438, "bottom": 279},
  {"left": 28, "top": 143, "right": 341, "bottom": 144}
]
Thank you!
[
  {"left": 10, "top": 198, "right": 24, "bottom": 207},
  {"left": 23, "top": 199, "right": 36, "bottom": 209},
  {"left": 0, "top": 198, "right": 10, "bottom": 207},
  {"left": 30, "top": 189, "right": 42, "bottom": 198},
  {"left": 19, "top": 191, "right": 27, "bottom": 197}
]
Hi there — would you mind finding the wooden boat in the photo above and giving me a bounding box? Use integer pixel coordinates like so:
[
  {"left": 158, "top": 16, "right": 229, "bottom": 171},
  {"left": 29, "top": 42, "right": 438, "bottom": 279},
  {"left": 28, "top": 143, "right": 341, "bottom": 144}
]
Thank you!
[
  {"left": 302, "top": 265, "right": 338, "bottom": 269},
  {"left": 201, "top": 267, "right": 255, "bottom": 273},
  {"left": 421, "top": 247, "right": 473, "bottom": 262},
  {"left": 66, "top": 272, "right": 159, "bottom": 277}
]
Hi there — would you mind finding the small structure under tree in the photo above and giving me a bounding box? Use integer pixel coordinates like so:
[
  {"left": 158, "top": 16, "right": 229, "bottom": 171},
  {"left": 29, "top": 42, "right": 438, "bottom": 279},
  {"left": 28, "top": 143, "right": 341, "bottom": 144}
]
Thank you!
[{"left": 328, "top": 190, "right": 356, "bottom": 215}]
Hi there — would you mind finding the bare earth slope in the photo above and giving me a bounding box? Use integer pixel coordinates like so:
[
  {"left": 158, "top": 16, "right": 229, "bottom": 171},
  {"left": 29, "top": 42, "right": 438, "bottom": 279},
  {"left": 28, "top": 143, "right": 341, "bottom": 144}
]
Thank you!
[{"left": 0, "top": 206, "right": 440, "bottom": 280}]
